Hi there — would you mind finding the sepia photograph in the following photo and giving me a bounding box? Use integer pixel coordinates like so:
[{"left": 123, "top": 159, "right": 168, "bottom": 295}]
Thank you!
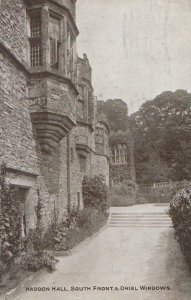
[{"left": 0, "top": 0, "right": 191, "bottom": 299}]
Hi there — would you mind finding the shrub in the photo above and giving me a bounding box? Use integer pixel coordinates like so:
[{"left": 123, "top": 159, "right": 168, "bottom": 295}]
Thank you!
[
  {"left": 22, "top": 251, "right": 57, "bottom": 272},
  {"left": 0, "top": 164, "right": 24, "bottom": 267},
  {"left": 42, "top": 222, "right": 69, "bottom": 251},
  {"left": 171, "top": 180, "right": 190, "bottom": 198},
  {"left": 40, "top": 176, "right": 110, "bottom": 252},
  {"left": 43, "top": 206, "right": 109, "bottom": 252},
  {"left": 111, "top": 194, "right": 135, "bottom": 207},
  {"left": 169, "top": 182, "right": 191, "bottom": 270},
  {"left": 82, "top": 175, "right": 110, "bottom": 213},
  {"left": 66, "top": 207, "right": 108, "bottom": 249},
  {"left": 112, "top": 180, "right": 137, "bottom": 197},
  {"left": 111, "top": 180, "right": 137, "bottom": 206},
  {"left": 0, "top": 261, "right": 7, "bottom": 283}
]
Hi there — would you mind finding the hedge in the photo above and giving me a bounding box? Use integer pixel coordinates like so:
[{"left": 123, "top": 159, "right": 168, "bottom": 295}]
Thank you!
[{"left": 169, "top": 181, "right": 191, "bottom": 270}]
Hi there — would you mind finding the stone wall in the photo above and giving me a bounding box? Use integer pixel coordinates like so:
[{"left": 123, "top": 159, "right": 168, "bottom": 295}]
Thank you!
[
  {"left": 67, "top": 126, "right": 110, "bottom": 210},
  {"left": 68, "top": 128, "right": 83, "bottom": 209},
  {"left": 58, "top": 136, "right": 68, "bottom": 219},
  {"left": 0, "top": 52, "right": 69, "bottom": 231},
  {"left": 91, "top": 153, "right": 109, "bottom": 185},
  {"left": 0, "top": 54, "right": 36, "bottom": 173},
  {"left": 0, "top": 0, "right": 27, "bottom": 62}
]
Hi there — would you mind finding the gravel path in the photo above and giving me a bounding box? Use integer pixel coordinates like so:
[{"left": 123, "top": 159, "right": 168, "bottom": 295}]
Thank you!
[{"left": 14, "top": 204, "right": 191, "bottom": 300}]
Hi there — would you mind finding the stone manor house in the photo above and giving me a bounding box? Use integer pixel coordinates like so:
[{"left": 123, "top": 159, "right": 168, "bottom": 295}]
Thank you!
[
  {"left": 0, "top": 0, "right": 136, "bottom": 238},
  {"left": 0, "top": 0, "right": 109, "bottom": 235}
]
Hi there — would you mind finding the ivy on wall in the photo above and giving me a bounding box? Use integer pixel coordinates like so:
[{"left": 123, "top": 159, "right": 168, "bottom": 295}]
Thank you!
[
  {"left": 0, "top": 164, "right": 23, "bottom": 267},
  {"left": 109, "top": 130, "right": 134, "bottom": 147},
  {"left": 109, "top": 130, "right": 136, "bottom": 183}
]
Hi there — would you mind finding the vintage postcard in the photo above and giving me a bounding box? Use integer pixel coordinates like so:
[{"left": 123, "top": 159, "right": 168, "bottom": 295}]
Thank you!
[{"left": 0, "top": 0, "right": 191, "bottom": 299}]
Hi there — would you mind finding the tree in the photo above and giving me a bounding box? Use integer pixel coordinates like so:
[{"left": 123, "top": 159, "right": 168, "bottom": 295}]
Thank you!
[
  {"left": 98, "top": 99, "right": 129, "bottom": 131},
  {"left": 130, "top": 90, "right": 191, "bottom": 182}
]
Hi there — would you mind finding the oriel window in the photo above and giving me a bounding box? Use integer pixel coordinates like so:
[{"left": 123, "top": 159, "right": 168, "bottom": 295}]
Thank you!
[
  {"left": 29, "top": 12, "right": 42, "bottom": 67},
  {"left": 49, "top": 14, "right": 60, "bottom": 69},
  {"left": 31, "top": 14, "right": 41, "bottom": 37}
]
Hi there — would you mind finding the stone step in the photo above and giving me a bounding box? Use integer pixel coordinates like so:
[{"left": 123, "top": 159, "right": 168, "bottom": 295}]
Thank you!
[
  {"left": 109, "top": 211, "right": 172, "bottom": 227},
  {"left": 109, "top": 225, "right": 173, "bottom": 228},
  {"left": 110, "top": 222, "right": 171, "bottom": 225},
  {"left": 110, "top": 216, "right": 170, "bottom": 218},
  {"left": 110, "top": 220, "right": 171, "bottom": 223},
  {"left": 111, "top": 213, "right": 168, "bottom": 216},
  {"left": 110, "top": 219, "right": 171, "bottom": 221},
  {"left": 110, "top": 216, "right": 171, "bottom": 219},
  {"left": 111, "top": 212, "right": 168, "bottom": 216}
]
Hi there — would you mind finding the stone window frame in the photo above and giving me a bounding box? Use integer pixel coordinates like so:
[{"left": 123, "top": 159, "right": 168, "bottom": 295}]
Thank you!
[
  {"left": 28, "top": 10, "right": 42, "bottom": 67},
  {"left": 95, "top": 127, "right": 104, "bottom": 154},
  {"left": 31, "top": 14, "right": 41, "bottom": 37},
  {"left": 111, "top": 143, "right": 128, "bottom": 164},
  {"left": 67, "top": 23, "right": 76, "bottom": 79},
  {"left": 49, "top": 11, "right": 62, "bottom": 69},
  {"left": 50, "top": 37, "right": 60, "bottom": 68}
]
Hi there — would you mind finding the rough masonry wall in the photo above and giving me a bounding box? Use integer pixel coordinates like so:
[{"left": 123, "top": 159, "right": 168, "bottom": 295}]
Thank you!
[
  {"left": 64, "top": 124, "right": 110, "bottom": 211},
  {"left": 0, "top": 54, "right": 37, "bottom": 173},
  {"left": 68, "top": 127, "right": 83, "bottom": 209},
  {"left": 91, "top": 154, "right": 109, "bottom": 185},
  {"left": 0, "top": 0, "right": 27, "bottom": 62},
  {"left": 0, "top": 53, "right": 68, "bottom": 231},
  {"left": 59, "top": 137, "right": 68, "bottom": 219},
  {"left": 0, "top": 53, "right": 40, "bottom": 232}
]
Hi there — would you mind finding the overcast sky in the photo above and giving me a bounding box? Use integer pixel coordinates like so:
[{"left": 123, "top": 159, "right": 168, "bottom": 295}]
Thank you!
[{"left": 76, "top": 0, "right": 191, "bottom": 114}]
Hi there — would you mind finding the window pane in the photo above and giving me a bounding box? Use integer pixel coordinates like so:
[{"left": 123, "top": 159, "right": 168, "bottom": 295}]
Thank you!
[
  {"left": 31, "top": 15, "right": 41, "bottom": 37},
  {"left": 30, "top": 41, "right": 42, "bottom": 67},
  {"left": 50, "top": 38, "right": 59, "bottom": 68}
]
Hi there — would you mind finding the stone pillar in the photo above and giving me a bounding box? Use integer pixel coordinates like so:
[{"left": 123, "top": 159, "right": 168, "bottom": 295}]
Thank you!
[{"left": 41, "top": 5, "right": 49, "bottom": 68}]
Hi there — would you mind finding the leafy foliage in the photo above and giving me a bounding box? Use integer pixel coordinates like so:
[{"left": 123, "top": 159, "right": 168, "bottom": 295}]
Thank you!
[
  {"left": 22, "top": 251, "right": 57, "bottom": 272},
  {"left": 26, "top": 190, "right": 45, "bottom": 254},
  {"left": 66, "top": 208, "right": 107, "bottom": 249},
  {"left": 98, "top": 99, "right": 129, "bottom": 131},
  {"left": 0, "top": 164, "right": 24, "bottom": 267},
  {"left": 43, "top": 176, "right": 110, "bottom": 252},
  {"left": 112, "top": 180, "right": 137, "bottom": 196},
  {"left": 130, "top": 90, "right": 191, "bottom": 182},
  {"left": 169, "top": 182, "right": 191, "bottom": 270},
  {"left": 111, "top": 180, "right": 138, "bottom": 206},
  {"left": 82, "top": 175, "right": 110, "bottom": 213}
]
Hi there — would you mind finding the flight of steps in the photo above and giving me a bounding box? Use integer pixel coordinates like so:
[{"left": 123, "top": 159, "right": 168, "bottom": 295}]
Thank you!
[{"left": 109, "top": 212, "right": 173, "bottom": 228}]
